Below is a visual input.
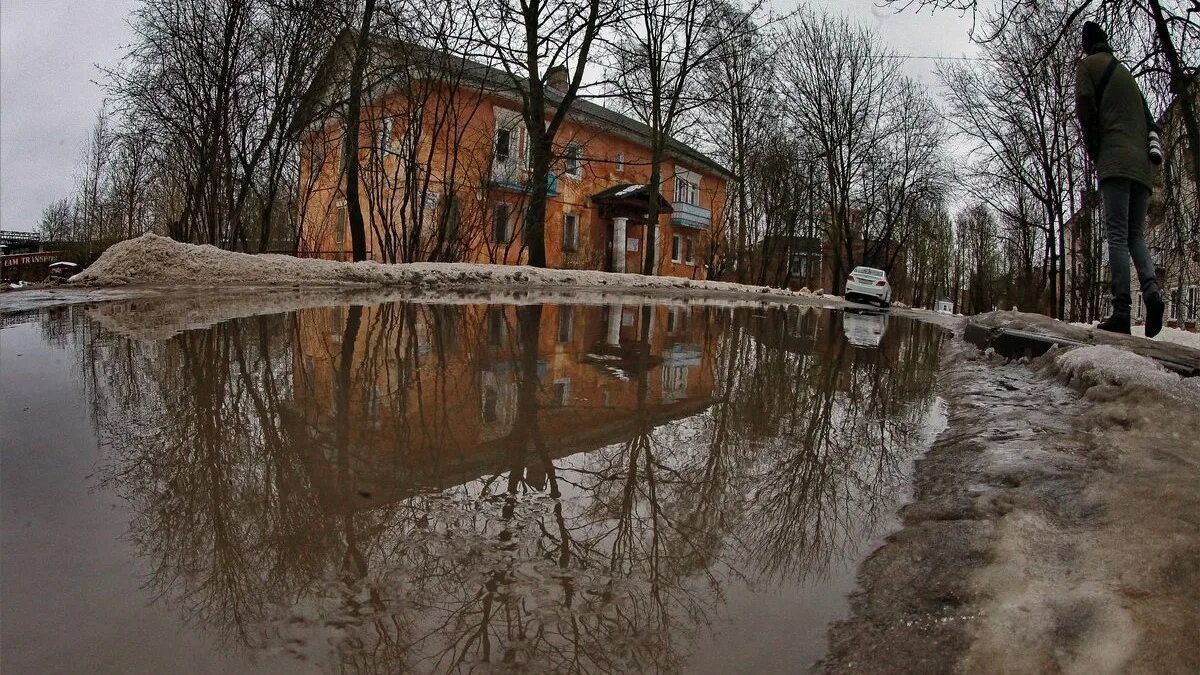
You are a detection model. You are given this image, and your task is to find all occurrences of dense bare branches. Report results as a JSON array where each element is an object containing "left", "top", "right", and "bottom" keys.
[
  {"left": 607, "top": 0, "right": 767, "bottom": 274},
  {"left": 447, "top": 0, "right": 619, "bottom": 266}
]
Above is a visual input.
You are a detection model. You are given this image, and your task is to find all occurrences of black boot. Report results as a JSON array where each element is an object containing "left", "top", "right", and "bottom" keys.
[
  {"left": 1145, "top": 292, "right": 1165, "bottom": 338},
  {"left": 1096, "top": 314, "right": 1131, "bottom": 335}
]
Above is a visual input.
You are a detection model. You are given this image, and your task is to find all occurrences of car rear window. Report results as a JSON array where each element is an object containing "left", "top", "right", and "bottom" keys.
[{"left": 852, "top": 267, "right": 884, "bottom": 277}]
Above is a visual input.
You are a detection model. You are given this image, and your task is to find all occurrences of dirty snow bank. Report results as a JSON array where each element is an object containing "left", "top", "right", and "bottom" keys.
[
  {"left": 71, "top": 233, "right": 818, "bottom": 299},
  {"left": 1072, "top": 321, "right": 1200, "bottom": 350},
  {"left": 1047, "top": 344, "right": 1200, "bottom": 403}
]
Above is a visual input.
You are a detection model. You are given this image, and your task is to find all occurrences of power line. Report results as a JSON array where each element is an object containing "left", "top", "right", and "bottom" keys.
[{"left": 879, "top": 53, "right": 991, "bottom": 61}]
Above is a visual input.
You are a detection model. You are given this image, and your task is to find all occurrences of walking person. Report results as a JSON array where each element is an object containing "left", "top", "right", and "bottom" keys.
[{"left": 1075, "top": 21, "right": 1165, "bottom": 337}]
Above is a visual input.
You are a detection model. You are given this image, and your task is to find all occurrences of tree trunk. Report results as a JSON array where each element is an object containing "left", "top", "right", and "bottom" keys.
[{"left": 343, "top": 0, "right": 376, "bottom": 263}]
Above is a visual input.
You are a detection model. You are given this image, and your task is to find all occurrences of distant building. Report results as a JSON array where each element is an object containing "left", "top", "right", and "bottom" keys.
[
  {"left": 746, "top": 210, "right": 908, "bottom": 297},
  {"left": 1140, "top": 89, "right": 1200, "bottom": 329},
  {"left": 295, "top": 36, "right": 729, "bottom": 280}
]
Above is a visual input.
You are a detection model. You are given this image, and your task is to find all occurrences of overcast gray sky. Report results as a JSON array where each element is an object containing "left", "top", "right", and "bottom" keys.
[{"left": 0, "top": 0, "right": 977, "bottom": 233}]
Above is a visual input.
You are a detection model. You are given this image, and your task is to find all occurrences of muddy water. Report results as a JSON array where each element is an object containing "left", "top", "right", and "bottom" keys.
[{"left": 1, "top": 299, "right": 946, "bottom": 673}]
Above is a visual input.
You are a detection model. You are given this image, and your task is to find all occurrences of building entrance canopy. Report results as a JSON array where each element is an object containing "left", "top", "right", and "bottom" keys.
[{"left": 590, "top": 184, "right": 674, "bottom": 221}]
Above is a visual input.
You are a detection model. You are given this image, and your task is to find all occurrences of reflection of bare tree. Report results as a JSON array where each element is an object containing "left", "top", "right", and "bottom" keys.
[{"left": 57, "top": 299, "right": 944, "bottom": 672}]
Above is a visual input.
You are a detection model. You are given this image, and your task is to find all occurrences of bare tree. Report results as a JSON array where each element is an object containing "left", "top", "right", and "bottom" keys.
[
  {"left": 880, "top": 0, "right": 1200, "bottom": 215},
  {"left": 939, "top": 7, "right": 1083, "bottom": 317},
  {"left": 104, "top": 0, "right": 339, "bottom": 249},
  {"left": 777, "top": 9, "right": 944, "bottom": 294},
  {"left": 453, "top": 0, "right": 616, "bottom": 267},
  {"left": 607, "top": 0, "right": 765, "bottom": 274}
]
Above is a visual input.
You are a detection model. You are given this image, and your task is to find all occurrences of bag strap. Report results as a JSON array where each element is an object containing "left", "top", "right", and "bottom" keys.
[{"left": 1095, "top": 55, "right": 1119, "bottom": 107}]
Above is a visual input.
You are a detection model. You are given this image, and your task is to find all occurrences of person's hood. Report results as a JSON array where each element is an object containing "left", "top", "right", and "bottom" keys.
[{"left": 1086, "top": 39, "right": 1114, "bottom": 56}]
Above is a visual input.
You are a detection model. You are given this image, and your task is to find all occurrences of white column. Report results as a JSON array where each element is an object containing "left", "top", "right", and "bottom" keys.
[
  {"left": 612, "top": 217, "right": 628, "bottom": 273},
  {"left": 607, "top": 303, "right": 623, "bottom": 345},
  {"left": 647, "top": 222, "right": 659, "bottom": 275}
]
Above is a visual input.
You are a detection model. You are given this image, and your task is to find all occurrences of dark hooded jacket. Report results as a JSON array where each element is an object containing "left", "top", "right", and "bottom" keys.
[{"left": 1075, "top": 41, "right": 1156, "bottom": 189}]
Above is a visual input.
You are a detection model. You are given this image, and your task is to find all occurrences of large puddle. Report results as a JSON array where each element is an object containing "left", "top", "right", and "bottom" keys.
[{"left": 1, "top": 298, "right": 947, "bottom": 673}]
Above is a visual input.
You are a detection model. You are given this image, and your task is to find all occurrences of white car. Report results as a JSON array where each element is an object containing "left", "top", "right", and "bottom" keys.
[
  {"left": 844, "top": 266, "right": 891, "bottom": 308},
  {"left": 842, "top": 309, "right": 887, "bottom": 347}
]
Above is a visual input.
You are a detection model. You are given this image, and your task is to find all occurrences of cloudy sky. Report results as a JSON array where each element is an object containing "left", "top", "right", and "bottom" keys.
[{"left": 0, "top": 0, "right": 977, "bottom": 233}]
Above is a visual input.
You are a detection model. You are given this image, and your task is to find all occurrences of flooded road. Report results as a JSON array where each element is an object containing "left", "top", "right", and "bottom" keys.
[{"left": 2, "top": 299, "right": 946, "bottom": 673}]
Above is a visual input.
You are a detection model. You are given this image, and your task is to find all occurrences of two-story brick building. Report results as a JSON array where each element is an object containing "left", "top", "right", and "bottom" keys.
[{"left": 296, "top": 37, "right": 729, "bottom": 280}]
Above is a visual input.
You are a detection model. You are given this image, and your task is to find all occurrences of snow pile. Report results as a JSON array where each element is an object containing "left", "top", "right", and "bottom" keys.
[
  {"left": 1050, "top": 344, "right": 1200, "bottom": 403},
  {"left": 1072, "top": 321, "right": 1200, "bottom": 350},
  {"left": 71, "top": 233, "right": 819, "bottom": 300}
]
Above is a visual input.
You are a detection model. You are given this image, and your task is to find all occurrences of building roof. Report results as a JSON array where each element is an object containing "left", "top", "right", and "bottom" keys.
[{"left": 296, "top": 31, "right": 732, "bottom": 179}]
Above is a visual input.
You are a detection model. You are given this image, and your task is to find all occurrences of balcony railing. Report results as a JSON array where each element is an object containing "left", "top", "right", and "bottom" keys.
[
  {"left": 671, "top": 202, "right": 711, "bottom": 229},
  {"left": 490, "top": 161, "right": 559, "bottom": 196}
]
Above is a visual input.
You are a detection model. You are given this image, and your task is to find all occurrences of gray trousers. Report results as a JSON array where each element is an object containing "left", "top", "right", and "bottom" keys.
[{"left": 1102, "top": 177, "right": 1157, "bottom": 316}]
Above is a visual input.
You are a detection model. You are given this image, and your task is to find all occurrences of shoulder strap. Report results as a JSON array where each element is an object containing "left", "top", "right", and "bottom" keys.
[{"left": 1095, "top": 55, "right": 1119, "bottom": 107}]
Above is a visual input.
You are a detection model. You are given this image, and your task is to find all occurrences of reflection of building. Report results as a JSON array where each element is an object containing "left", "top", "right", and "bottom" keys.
[
  {"left": 290, "top": 303, "right": 717, "bottom": 509},
  {"left": 296, "top": 37, "right": 728, "bottom": 279}
]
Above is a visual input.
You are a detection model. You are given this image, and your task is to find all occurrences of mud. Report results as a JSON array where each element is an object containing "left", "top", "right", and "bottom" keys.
[{"left": 821, "top": 323, "right": 1200, "bottom": 673}]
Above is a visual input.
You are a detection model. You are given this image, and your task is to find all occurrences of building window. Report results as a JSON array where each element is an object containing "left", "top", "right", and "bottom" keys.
[
  {"left": 674, "top": 172, "right": 699, "bottom": 206},
  {"left": 615, "top": 152, "right": 624, "bottom": 171},
  {"left": 553, "top": 379, "right": 571, "bottom": 407},
  {"left": 557, "top": 308, "right": 573, "bottom": 342},
  {"left": 482, "top": 386, "right": 499, "bottom": 423},
  {"left": 562, "top": 213, "right": 579, "bottom": 251},
  {"left": 565, "top": 144, "right": 582, "bottom": 178},
  {"left": 685, "top": 237, "right": 695, "bottom": 264},
  {"left": 488, "top": 308, "right": 506, "bottom": 346},
  {"left": 671, "top": 234, "right": 683, "bottom": 263},
  {"left": 667, "top": 306, "right": 689, "bottom": 334},
  {"left": 312, "top": 137, "right": 328, "bottom": 170},
  {"left": 493, "top": 203, "right": 511, "bottom": 242},
  {"left": 439, "top": 193, "right": 460, "bottom": 238},
  {"left": 496, "top": 128, "right": 512, "bottom": 163},
  {"left": 379, "top": 117, "right": 393, "bottom": 155},
  {"left": 335, "top": 204, "right": 346, "bottom": 245}
]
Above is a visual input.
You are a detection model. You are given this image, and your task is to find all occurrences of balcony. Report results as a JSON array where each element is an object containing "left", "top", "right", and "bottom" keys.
[
  {"left": 490, "top": 161, "right": 559, "bottom": 196},
  {"left": 670, "top": 202, "right": 711, "bottom": 230}
]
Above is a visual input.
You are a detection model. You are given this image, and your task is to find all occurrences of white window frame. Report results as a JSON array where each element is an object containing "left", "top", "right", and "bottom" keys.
[
  {"left": 685, "top": 237, "right": 695, "bottom": 264},
  {"left": 565, "top": 144, "right": 583, "bottom": 179},
  {"left": 671, "top": 234, "right": 683, "bottom": 263},
  {"left": 562, "top": 213, "right": 579, "bottom": 251},
  {"left": 674, "top": 169, "right": 700, "bottom": 206},
  {"left": 615, "top": 152, "right": 624, "bottom": 172},
  {"left": 495, "top": 127, "right": 512, "bottom": 164}
]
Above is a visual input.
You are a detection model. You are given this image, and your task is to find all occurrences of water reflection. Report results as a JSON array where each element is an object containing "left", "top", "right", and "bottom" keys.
[{"left": 60, "top": 301, "right": 944, "bottom": 671}]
